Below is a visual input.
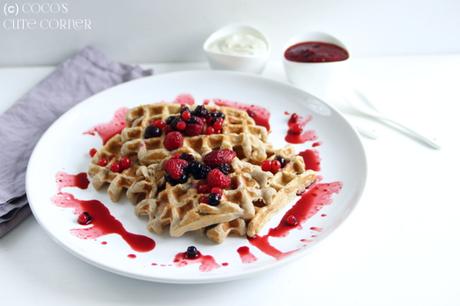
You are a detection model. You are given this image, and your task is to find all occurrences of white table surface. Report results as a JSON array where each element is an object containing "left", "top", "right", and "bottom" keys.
[{"left": 1, "top": 56, "right": 459, "bottom": 306}]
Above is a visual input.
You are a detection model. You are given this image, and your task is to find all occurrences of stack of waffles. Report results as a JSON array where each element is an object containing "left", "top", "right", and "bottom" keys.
[{"left": 88, "top": 101, "right": 316, "bottom": 243}]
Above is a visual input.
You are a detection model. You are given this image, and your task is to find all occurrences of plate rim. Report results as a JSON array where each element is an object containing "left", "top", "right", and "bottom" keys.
[{"left": 26, "top": 70, "right": 367, "bottom": 284}]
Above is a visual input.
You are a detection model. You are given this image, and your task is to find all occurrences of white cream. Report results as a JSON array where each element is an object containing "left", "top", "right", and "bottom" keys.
[{"left": 208, "top": 32, "right": 268, "bottom": 57}]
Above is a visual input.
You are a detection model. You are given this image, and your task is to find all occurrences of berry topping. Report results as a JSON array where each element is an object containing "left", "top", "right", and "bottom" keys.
[
  {"left": 144, "top": 125, "right": 162, "bottom": 138},
  {"left": 207, "top": 168, "right": 231, "bottom": 189},
  {"left": 77, "top": 212, "right": 93, "bottom": 225},
  {"left": 181, "top": 110, "right": 191, "bottom": 121},
  {"left": 187, "top": 161, "right": 211, "bottom": 180},
  {"left": 285, "top": 215, "right": 298, "bottom": 226},
  {"left": 196, "top": 181, "right": 210, "bottom": 193},
  {"left": 89, "top": 148, "right": 97, "bottom": 157},
  {"left": 192, "top": 105, "right": 209, "bottom": 117},
  {"left": 289, "top": 113, "right": 299, "bottom": 124},
  {"left": 184, "top": 122, "right": 204, "bottom": 136},
  {"left": 119, "top": 156, "right": 131, "bottom": 170},
  {"left": 270, "top": 160, "right": 282, "bottom": 173},
  {"left": 203, "top": 149, "right": 237, "bottom": 167},
  {"left": 176, "top": 120, "right": 186, "bottom": 131},
  {"left": 164, "top": 131, "right": 184, "bottom": 151},
  {"left": 165, "top": 173, "right": 188, "bottom": 185},
  {"left": 288, "top": 123, "right": 303, "bottom": 135},
  {"left": 152, "top": 119, "right": 166, "bottom": 129},
  {"left": 210, "top": 187, "right": 223, "bottom": 195},
  {"left": 205, "top": 126, "right": 215, "bottom": 135},
  {"left": 261, "top": 160, "right": 272, "bottom": 171},
  {"left": 165, "top": 116, "right": 176, "bottom": 124},
  {"left": 186, "top": 246, "right": 199, "bottom": 259},
  {"left": 111, "top": 162, "right": 122, "bottom": 173},
  {"left": 275, "top": 155, "right": 288, "bottom": 168},
  {"left": 208, "top": 192, "right": 222, "bottom": 206},
  {"left": 97, "top": 158, "right": 108, "bottom": 167},
  {"left": 217, "top": 163, "right": 232, "bottom": 175},
  {"left": 164, "top": 158, "right": 189, "bottom": 180},
  {"left": 179, "top": 153, "right": 195, "bottom": 162},
  {"left": 199, "top": 195, "right": 209, "bottom": 204},
  {"left": 212, "top": 118, "right": 224, "bottom": 130}
]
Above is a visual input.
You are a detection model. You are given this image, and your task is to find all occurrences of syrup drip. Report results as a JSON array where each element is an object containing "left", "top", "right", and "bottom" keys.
[
  {"left": 285, "top": 113, "right": 318, "bottom": 144},
  {"left": 298, "top": 149, "right": 321, "bottom": 171},
  {"left": 249, "top": 182, "right": 342, "bottom": 259},
  {"left": 56, "top": 171, "right": 89, "bottom": 191},
  {"left": 237, "top": 246, "right": 258, "bottom": 264},
  {"left": 84, "top": 107, "right": 128, "bottom": 144},
  {"left": 213, "top": 98, "right": 271, "bottom": 131},
  {"left": 173, "top": 251, "right": 220, "bottom": 272}
]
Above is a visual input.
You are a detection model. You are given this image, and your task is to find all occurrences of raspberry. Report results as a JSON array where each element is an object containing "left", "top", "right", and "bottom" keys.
[
  {"left": 164, "top": 131, "right": 183, "bottom": 151},
  {"left": 210, "top": 187, "right": 223, "bottom": 195},
  {"left": 270, "top": 160, "right": 281, "bottom": 173},
  {"left": 163, "top": 158, "right": 188, "bottom": 180},
  {"left": 205, "top": 126, "right": 215, "bottom": 135},
  {"left": 77, "top": 212, "right": 93, "bottom": 225},
  {"left": 185, "top": 122, "right": 204, "bottom": 136},
  {"left": 196, "top": 181, "right": 210, "bottom": 193},
  {"left": 119, "top": 156, "right": 131, "bottom": 170},
  {"left": 203, "top": 149, "right": 236, "bottom": 167},
  {"left": 181, "top": 111, "right": 191, "bottom": 121},
  {"left": 261, "top": 160, "right": 272, "bottom": 171},
  {"left": 152, "top": 119, "right": 166, "bottom": 129},
  {"left": 89, "top": 148, "right": 97, "bottom": 157},
  {"left": 213, "top": 118, "right": 224, "bottom": 130},
  {"left": 111, "top": 162, "right": 122, "bottom": 173},
  {"left": 176, "top": 120, "right": 186, "bottom": 130},
  {"left": 207, "top": 168, "right": 231, "bottom": 189},
  {"left": 98, "top": 158, "right": 108, "bottom": 167}
]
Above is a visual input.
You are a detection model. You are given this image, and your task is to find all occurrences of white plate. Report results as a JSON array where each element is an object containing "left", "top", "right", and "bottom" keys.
[{"left": 26, "top": 71, "right": 366, "bottom": 284}]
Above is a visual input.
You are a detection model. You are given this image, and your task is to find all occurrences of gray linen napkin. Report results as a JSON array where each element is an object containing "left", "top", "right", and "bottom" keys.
[{"left": 0, "top": 46, "right": 152, "bottom": 237}]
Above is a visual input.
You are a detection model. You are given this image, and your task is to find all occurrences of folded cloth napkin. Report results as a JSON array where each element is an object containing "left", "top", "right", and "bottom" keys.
[{"left": 0, "top": 46, "right": 152, "bottom": 237}]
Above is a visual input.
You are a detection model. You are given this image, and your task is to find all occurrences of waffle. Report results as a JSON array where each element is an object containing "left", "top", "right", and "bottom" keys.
[{"left": 88, "top": 101, "right": 316, "bottom": 243}]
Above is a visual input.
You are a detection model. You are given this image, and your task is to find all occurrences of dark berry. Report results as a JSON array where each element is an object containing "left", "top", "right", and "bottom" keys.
[
  {"left": 187, "top": 116, "right": 198, "bottom": 124},
  {"left": 275, "top": 155, "right": 288, "bottom": 167},
  {"left": 193, "top": 105, "right": 208, "bottom": 117},
  {"left": 144, "top": 125, "right": 162, "bottom": 138},
  {"left": 179, "top": 153, "right": 195, "bottom": 162},
  {"left": 186, "top": 246, "right": 199, "bottom": 259},
  {"left": 180, "top": 105, "right": 190, "bottom": 113},
  {"left": 217, "top": 163, "right": 232, "bottom": 175},
  {"left": 187, "top": 161, "right": 211, "bottom": 180},
  {"left": 285, "top": 215, "right": 298, "bottom": 226},
  {"left": 77, "top": 212, "right": 93, "bottom": 225},
  {"left": 208, "top": 192, "right": 222, "bottom": 206},
  {"left": 166, "top": 116, "right": 176, "bottom": 124},
  {"left": 165, "top": 173, "right": 188, "bottom": 185}
]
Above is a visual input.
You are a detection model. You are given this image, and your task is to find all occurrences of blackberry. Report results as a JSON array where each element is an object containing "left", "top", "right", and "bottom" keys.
[
  {"left": 180, "top": 105, "right": 190, "bottom": 113},
  {"left": 186, "top": 246, "right": 199, "bottom": 259},
  {"left": 192, "top": 105, "right": 209, "bottom": 117},
  {"left": 208, "top": 192, "right": 222, "bottom": 206},
  {"left": 169, "top": 117, "right": 181, "bottom": 129},
  {"left": 217, "top": 163, "right": 232, "bottom": 175},
  {"left": 165, "top": 173, "right": 188, "bottom": 185},
  {"left": 187, "top": 161, "right": 211, "bottom": 180},
  {"left": 179, "top": 153, "right": 195, "bottom": 162},
  {"left": 165, "top": 116, "right": 176, "bottom": 124},
  {"left": 275, "top": 155, "right": 288, "bottom": 168},
  {"left": 187, "top": 116, "right": 198, "bottom": 124},
  {"left": 144, "top": 126, "right": 162, "bottom": 138}
]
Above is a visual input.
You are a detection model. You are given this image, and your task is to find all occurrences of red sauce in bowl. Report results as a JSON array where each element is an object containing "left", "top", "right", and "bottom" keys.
[{"left": 284, "top": 41, "right": 349, "bottom": 63}]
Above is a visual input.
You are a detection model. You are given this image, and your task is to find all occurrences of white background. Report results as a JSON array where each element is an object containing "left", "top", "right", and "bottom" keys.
[{"left": 1, "top": 0, "right": 460, "bottom": 65}]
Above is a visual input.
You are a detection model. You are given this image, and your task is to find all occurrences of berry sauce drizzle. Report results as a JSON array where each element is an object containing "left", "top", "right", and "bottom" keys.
[
  {"left": 298, "top": 149, "right": 321, "bottom": 171},
  {"left": 249, "top": 182, "right": 342, "bottom": 259},
  {"left": 53, "top": 172, "right": 155, "bottom": 252},
  {"left": 84, "top": 107, "right": 128, "bottom": 144},
  {"left": 237, "top": 246, "right": 258, "bottom": 264},
  {"left": 173, "top": 251, "right": 220, "bottom": 272},
  {"left": 56, "top": 171, "right": 89, "bottom": 192},
  {"left": 212, "top": 98, "right": 271, "bottom": 131},
  {"left": 175, "top": 93, "right": 195, "bottom": 105},
  {"left": 285, "top": 113, "right": 318, "bottom": 144}
]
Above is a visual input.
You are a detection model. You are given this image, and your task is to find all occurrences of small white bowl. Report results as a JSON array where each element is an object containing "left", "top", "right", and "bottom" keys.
[
  {"left": 283, "top": 32, "right": 350, "bottom": 100},
  {"left": 203, "top": 24, "right": 270, "bottom": 74}
]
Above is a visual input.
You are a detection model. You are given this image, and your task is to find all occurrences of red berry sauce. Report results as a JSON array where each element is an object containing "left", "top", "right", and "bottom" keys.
[
  {"left": 284, "top": 41, "right": 349, "bottom": 63},
  {"left": 213, "top": 98, "right": 271, "bottom": 131},
  {"left": 127, "top": 254, "right": 137, "bottom": 259},
  {"left": 237, "top": 246, "right": 257, "bottom": 264},
  {"left": 285, "top": 113, "right": 318, "bottom": 144},
  {"left": 173, "top": 251, "right": 220, "bottom": 272},
  {"left": 84, "top": 107, "right": 129, "bottom": 144},
  {"left": 55, "top": 171, "right": 90, "bottom": 192},
  {"left": 249, "top": 182, "right": 342, "bottom": 259},
  {"left": 53, "top": 172, "right": 155, "bottom": 252},
  {"left": 298, "top": 149, "right": 321, "bottom": 171},
  {"left": 175, "top": 93, "right": 195, "bottom": 105}
]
